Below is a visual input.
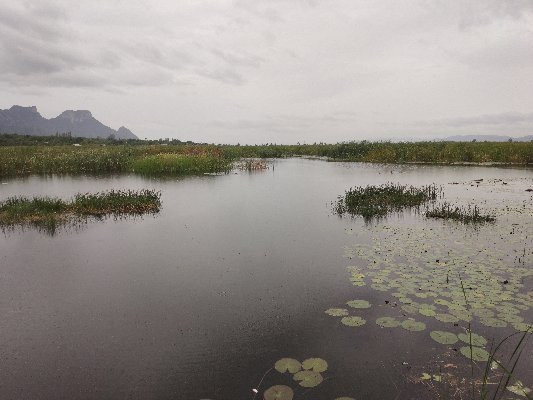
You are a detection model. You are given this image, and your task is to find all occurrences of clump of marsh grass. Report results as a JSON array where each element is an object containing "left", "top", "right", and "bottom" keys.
[
  {"left": 237, "top": 159, "right": 269, "bottom": 171},
  {"left": 426, "top": 202, "right": 495, "bottom": 223},
  {"left": 335, "top": 183, "right": 440, "bottom": 220},
  {"left": 0, "top": 189, "right": 161, "bottom": 231}
]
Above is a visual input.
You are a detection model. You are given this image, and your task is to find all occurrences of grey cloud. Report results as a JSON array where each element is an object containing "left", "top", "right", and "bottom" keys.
[
  {"left": 415, "top": 112, "right": 533, "bottom": 128},
  {"left": 210, "top": 112, "right": 358, "bottom": 133},
  {"left": 2, "top": 1, "right": 532, "bottom": 142},
  {"left": 457, "top": 0, "right": 533, "bottom": 29}
]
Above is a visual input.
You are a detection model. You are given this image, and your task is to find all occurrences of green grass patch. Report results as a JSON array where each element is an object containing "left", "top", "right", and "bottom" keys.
[
  {"left": 426, "top": 202, "right": 495, "bottom": 223},
  {"left": 335, "top": 183, "right": 439, "bottom": 219},
  {"left": 0, "top": 189, "right": 161, "bottom": 231},
  {"left": 130, "top": 153, "right": 232, "bottom": 175}
]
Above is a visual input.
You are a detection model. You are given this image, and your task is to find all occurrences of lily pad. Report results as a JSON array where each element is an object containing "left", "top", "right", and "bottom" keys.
[
  {"left": 325, "top": 308, "right": 349, "bottom": 317},
  {"left": 421, "top": 372, "right": 432, "bottom": 380},
  {"left": 460, "top": 346, "right": 490, "bottom": 362},
  {"left": 263, "top": 385, "right": 294, "bottom": 400},
  {"left": 301, "top": 358, "right": 328, "bottom": 373},
  {"left": 274, "top": 358, "right": 301, "bottom": 373},
  {"left": 376, "top": 316, "right": 400, "bottom": 328},
  {"left": 401, "top": 319, "right": 426, "bottom": 332},
  {"left": 512, "top": 322, "right": 532, "bottom": 332},
  {"left": 346, "top": 299, "right": 371, "bottom": 309},
  {"left": 293, "top": 370, "right": 323, "bottom": 388},
  {"left": 430, "top": 330, "right": 459, "bottom": 345},
  {"left": 434, "top": 313, "right": 459, "bottom": 323},
  {"left": 419, "top": 308, "right": 437, "bottom": 317},
  {"left": 507, "top": 381, "right": 531, "bottom": 397},
  {"left": 458, "top": 332, "right": 487, "bottom": 347},
  {"left": 401, "top": 305, "right": 418, "bottom": 314},
  {"left": 341, "top": 316, "right": 366, "bottom": 327},
  {"left": 479, "top": 317, "right": 507, "bottom": 328}
]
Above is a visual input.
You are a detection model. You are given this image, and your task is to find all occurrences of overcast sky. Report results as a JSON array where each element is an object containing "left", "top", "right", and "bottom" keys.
[{"left": 1, "top": 0, "right": 532, "bottom": 143}]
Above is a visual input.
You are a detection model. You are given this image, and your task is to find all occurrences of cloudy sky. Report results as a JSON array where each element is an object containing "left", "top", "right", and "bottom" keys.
[{"left": 1, "top": 0, "right": 532, "bottom": 143}]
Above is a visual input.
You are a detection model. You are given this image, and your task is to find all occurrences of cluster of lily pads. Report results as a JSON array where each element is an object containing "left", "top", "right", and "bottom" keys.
[
  {"left": 261, "top": 358, "right": 354, "bottom": 400},
  {"left": 342, "top": 222, "right": 533, "bottom": 339}
]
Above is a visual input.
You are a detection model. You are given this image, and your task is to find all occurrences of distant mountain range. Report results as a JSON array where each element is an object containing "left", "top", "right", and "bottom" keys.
[
  {"left": 443, "top": 134, "right": 533, "bottom": 142},
  {"left": 0, "top": 105, "right": 138, "bottom": 139}
]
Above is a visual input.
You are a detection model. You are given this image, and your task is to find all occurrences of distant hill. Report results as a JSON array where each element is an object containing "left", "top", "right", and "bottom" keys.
[
  {"left": 0, "top": 105, "right": 138, "bottom": 139},
  {"left": 443, "top": 134, "right": 533, "bottom": 142}
]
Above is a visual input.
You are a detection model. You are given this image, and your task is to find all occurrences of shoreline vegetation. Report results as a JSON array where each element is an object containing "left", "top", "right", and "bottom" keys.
[
  {"left": 0, "top": 189, "right": 161, "bottom": 231},
  {"left": 0, "top": 134, "right": 532, "bottom": 177}
]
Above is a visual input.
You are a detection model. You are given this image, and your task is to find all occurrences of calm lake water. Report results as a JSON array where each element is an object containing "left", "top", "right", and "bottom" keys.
[{"left": 1, "top": 159, "right": 532, "bottom": 400}]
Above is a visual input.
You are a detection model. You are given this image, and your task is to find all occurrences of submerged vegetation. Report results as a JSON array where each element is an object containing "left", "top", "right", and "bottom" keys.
[
  {"left": 1, "top": 137, "right": 532, "bottom": 177},
  {"left": 426, "top": 202, "right": 496, "bottom": 223},
  {"left": 0, "top": 189, "right": 161, "bottom": 231},
  {"left": 335, "top": 183, "right": 439, "bottom": 219}
]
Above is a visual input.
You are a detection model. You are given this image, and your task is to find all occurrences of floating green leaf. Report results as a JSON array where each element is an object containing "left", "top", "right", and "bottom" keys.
[
  {"left": 498, "top": 313, "right": 523, "bottom": 323},
  {"left": 325, "top": 308, "right": 349, "bottom": 317},
  {"left": 434, "top": 313, "right": 459, "bottom": 323},
  {"left": 274, "top": 358, "right": 301, "bottom": 374},
  {"left": 507, "top": 381, "right": 531, "bottom": 397},
  {"left": 420, "top": 372, "right": 432, "bottom": 380},
  {"left": 419, "top": 308, "right": 437, "bottom": 317},
  {"left": 460, "top": 346, "right": 490, "bottom": 362},
  {"left": 346, "top": 299, "right": 371, "bottom": 309},
  {"left": 512, "top": 322, "right": 532, "bottom": 332},
  {"left": 401, "top": 305, "right": 418, "bottom": 314},
  {"left": 341, "top": 316, "right": 366, "bottom": 327},
  {"left": 301, "top": 358, "right": 328, "bottom": 373},
  {"left": 293, "top": 370, "right": 323, "bottom": 388},
  {"left": 430, "top": 330, "right": 458, "bottom": 345},
  {"left": 401, "top": 319, "right": 426, "bottom": 332},
  {"left": 263, "top": 385, "right": 294, "bottom": 400},
  {"left": 376, "top": 316, "right": 400, "bottom": 328},
  {"left": 479, "top": 317, "right": 507, "bottom": 328},
  {"left": 458, "top": 332, "right": 487, "bottom": 347}
]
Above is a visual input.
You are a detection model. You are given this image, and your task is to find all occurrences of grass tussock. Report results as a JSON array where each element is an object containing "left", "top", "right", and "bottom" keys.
[
  {"left": 237, "top": 159, "right": 269, "bottom": 171},
  {"left": 335, "top": 183, "right": 439, "bottom": 219},
  {"left": 0, "top": 189, "right": 161, "bottom": 229},
  {"left": 426, "top": 202, "right": 495, "bottom": 223}
]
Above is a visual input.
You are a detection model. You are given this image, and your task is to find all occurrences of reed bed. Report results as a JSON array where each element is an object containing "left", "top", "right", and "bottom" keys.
[
  {"left": 335, "top": 183, "right": 439, "bottom": 219},
  {"left": 1, "top": 140, "right": 532, "bottom": 178},
  {"left": 426, "top": 202, "right": 495, "bottom": 223},
  {"left": 0, "top": 189, "right": 161, "bottom": 229}
]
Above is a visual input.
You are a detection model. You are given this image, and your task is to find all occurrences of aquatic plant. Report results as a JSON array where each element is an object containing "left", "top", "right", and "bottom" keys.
[
  {"left": 340, "top": 316, "right": 366, "bottom": 327},
  {"left": 335, "top": 183, "right": 439, "bottom": 220},
  {"left": 274, "top": 358, "right": 301, "bottom": 374},
  {"left": 0, "top": 144, "right": 232, "bottom": 177},
  {"left": 426, "top": 202, "right": 495, "bottom": 223},
  {"left": 2, "top": 140, "right": 532, "bottom": 178},
  {"left": 237, "top": 159, "right": 269, "bottom": 171},
  {"left": 430, "top": 330, "right": 459, "bottom": 345},
  {"left": 263, "top": 385, "right": 293, "bottom": 400},
  {"left": 0, "top": 189, "right": 161, "bottom": 231}
]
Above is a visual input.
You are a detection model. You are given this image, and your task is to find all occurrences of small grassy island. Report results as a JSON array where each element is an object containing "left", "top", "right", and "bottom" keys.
[
  {"left": 335, "top": 183, "right": 439, "bottom": 219},
  {"left": 0, "top": 189, "right": 161, "bottom": 231},
  {"left": 426, "top": 202, "right": 496, "bottom": 223}
]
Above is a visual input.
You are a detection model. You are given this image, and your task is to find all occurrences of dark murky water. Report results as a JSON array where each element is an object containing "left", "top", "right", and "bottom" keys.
[{"left": 1, "top": 159, "right": 532, "bottom": 399}]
